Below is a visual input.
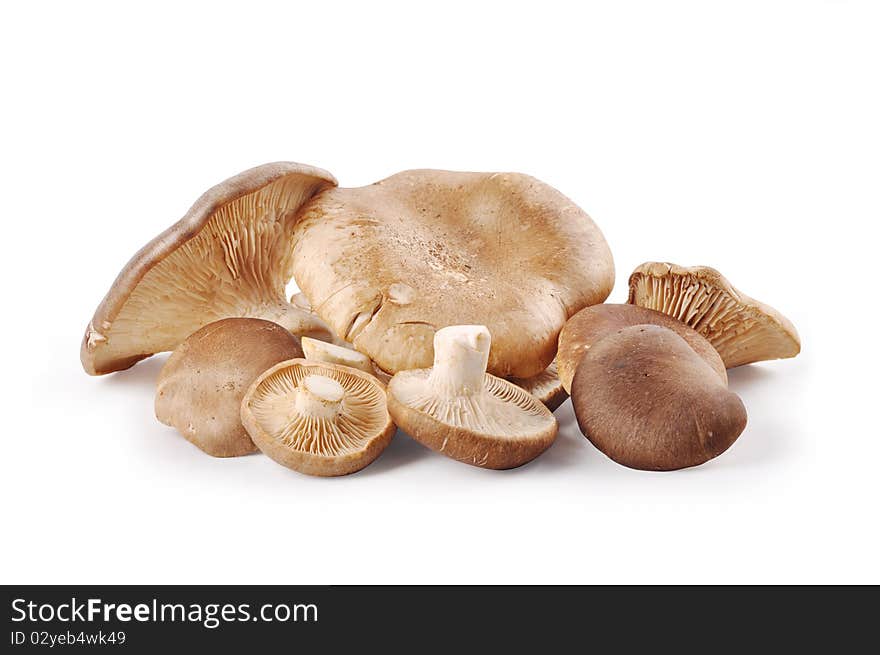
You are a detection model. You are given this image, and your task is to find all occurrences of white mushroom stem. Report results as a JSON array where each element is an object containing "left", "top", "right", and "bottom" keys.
[
  {"left": 295, "top": 375, "right": 345, "bottom": 420},
  {"left": 428, "top": 325, "right": 491, "bottom": 396}
]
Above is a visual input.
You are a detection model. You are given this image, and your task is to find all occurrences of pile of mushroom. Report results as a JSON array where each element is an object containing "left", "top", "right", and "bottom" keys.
[{"left": 82, "top": 161, "right": 800, "bottom": 475}]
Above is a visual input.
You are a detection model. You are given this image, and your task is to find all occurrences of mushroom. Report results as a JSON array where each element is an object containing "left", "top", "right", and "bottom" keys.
[
  {"left": 509, "top": 361, "right": 568, "bottom": 411},
  {"left": 556, "top": 304, "right": 727, "bottom": 393},
  {"left": 155, "top": 318, "right": 302, "bottom": 457},
  {"left": 571, "top": 325, "right": 748, "bottom": 471},
  {"left": 300, "top": 336, "right": 375, "bottom": 376},
  {"left": 291, "top": 169, "right": 614, "bottom": 378},
  {"left": 300, "top": 336, "right": 393, "bottom": 385},
  {"left": 81, "top": 162, "right": 337, "bottom": 375},
  {"left": 240, "top": 359, "right": 395, "bottom": 476},
  {"left": 627, "top": 262, "right": 801, "bottom": 368},
  {"left": 386, "top": 325, "right": 557, "bottom": 469}
]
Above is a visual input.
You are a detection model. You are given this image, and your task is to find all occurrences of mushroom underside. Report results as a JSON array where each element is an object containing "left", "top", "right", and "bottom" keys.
[
  {"left": 628, "top": 264, "right": 800, "bottom": 368},
  {"left": 83, "top": 166, "right": 336, "bottom": 375},
  {"left": 247, "top": 363, "right": 389, "bottom": 458}
]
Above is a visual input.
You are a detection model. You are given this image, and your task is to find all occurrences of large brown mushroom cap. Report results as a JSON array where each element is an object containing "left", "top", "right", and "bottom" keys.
[
  {"left": 292, "top": 169, "right": 614, "bottom": 378},
  {"left": 572, "top": 325, "right": 747, "bottom": 471},
  {"left": 556, "top": 304, "right": 727, "bottom": 393},
  {"left": 155, "top": 318, "right": 303, "bottom": 457},
  {"left": 81, "top": 162, "right": 337, "bottom": 375},
  {"left": 386, "top": 325, "right": 558, "bottom": 469},
  {"left": 241, "top": 359, "right": 395, "bottom": 477},
  {"left": 627, "top": 262, "right": 801, "bottom": 368}
]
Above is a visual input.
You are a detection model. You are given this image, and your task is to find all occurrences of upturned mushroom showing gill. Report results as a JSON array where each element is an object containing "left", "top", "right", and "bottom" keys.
[
  {"left": 84, "top": 169, "right": 335, "bottom": 374},
  {"left": 628, "top": 265, "right": 800, "bottom": 368},
  {"left": 392, "top": 325, "right": 550, "bottom": 437},
  {"left": 248, "top": 365, "right": 386, "bottom": 457},
  {"left": 631, "top": 273, "right": 750, "bottom": 341},
  {"left": 396, "top": 373, "right": 550, "bottom": 437}
]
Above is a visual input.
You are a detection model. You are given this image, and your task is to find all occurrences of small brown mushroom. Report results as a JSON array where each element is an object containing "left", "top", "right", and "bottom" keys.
[
  {"left": 386, "top": 325, "right": 557, "bottom": 469},
  {"left": 556, "top": 304, "right": 727, "bottom": 393},
  {"left": 81, "top": 162, "right": 337, "bottom": 376},
  {"left": 628, "top": 262, "right": 801, "bottom": 368},
  {"left": 509, "top": 361, "right": 568, "bottom": 411},
  {"left": 240, "top": 359, "right": 394, "bottom": 476},
  {"left": 292, "top": 169, "right": 614, "bottom": 378},
  {"left": 571, "top": 325, "right": 747, "bottom": 471},
  {"left": 155, "top": 318, "right": 302, "bottom": 457}
]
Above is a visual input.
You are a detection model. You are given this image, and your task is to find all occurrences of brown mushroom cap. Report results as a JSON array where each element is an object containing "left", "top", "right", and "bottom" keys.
[
  {"left": 292, "top": 169, "right": 614, "bottom": 378},
  {"left": 155, "top": 318, "right": 302, "bottom": 457},
  {"left": 556, "top": 304, "right": 727, "bottom": 393},
  {"left": 627, "top": 262, "right": 801, "bottom": 368},
  {"left": 240, "top": 359, "right": 394, "bottom": 476},
  {"left": 509, "top": 361, "right": 568, "bottom": 411},
  {"left": 386, "top": 325, "right": 557, "bottom": 469},
  {"left": 571, "top": 324, "right": 747, "bottom": 471},
  {"left": 81, "top": 162, "right": 337, "bottom": 375}
]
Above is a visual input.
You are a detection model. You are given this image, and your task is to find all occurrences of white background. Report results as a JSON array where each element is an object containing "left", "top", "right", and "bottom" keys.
[{"left": 1, "top": 1, "right": 877, "bottom": 584}]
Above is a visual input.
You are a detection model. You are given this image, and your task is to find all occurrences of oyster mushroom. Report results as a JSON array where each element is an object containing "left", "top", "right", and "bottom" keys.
[
  {"left": 81, "top": 162, "right": 337, "bottom": 375},
  {"left": 509, "top": 361, "right": 568, "bottom": 411},
  {"left": 155, "top": 318, "right": 302, "bottom": 457},
  {"left": 571, "top": 325, "right": 748, "bottom": 471},
  {"left": 240, "top": 359, "right": 395, "bottom": 476},
  {"left": 627, "top": 262, "right": 801, "bottom": 368},
  {"left": 386, "top": 325, "right": 557, "bottom": 470},
  {"left": 292, "top": 169, "right": 614, "bottom": 378},
  {"left": 556, "top": 304, "right": 727, "bottom": 393}
]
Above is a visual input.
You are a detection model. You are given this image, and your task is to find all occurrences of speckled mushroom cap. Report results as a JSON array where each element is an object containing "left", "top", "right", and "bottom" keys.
[
  {"left": 572, "top": 324, "right": 747, "bottom": 471},
  {"left": 292, "top": 169, "right": 614, "bottom": 378},
  {"left": 557, "top": 304, "right": 727, "bottom": 393},
  {"left": 241, "top": 359, "right": 395, "bottom": 476},
  {"left": 155, "top": 318, "right": 303, "bottom": 457},
  {"left": 509, "top": 361, "right": 568, "bottom": 411},
  {"left": 387, "top": 325, "right": 557, "bottom": 470},
  {"left": 81, "top": 162, "right": 337, "bottom": 375},
  {"left": 627, "top": 262, "right": 801, "bottom": 368}
]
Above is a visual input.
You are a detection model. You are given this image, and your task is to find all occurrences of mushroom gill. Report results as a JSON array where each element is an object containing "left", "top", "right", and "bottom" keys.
[
  {"left": 509, "top": 360, "right": 568, "bottom": 411},
  {"left": 386, "top": 325, "right": 557, "bottom": 470},
  {"left": 627, "top": 262, "right": 801, "bottom": 368},
  {"left": 391, "top": 369, "right": 552, "bottom": 437},
  {"left": 81, "top": 163, "right": 337, "bottom": 375},
  {"left": 241, "top": 359, "right": 394, "bottom": 476},
  {"left": 247, "top": 364, "right": 388, "bottom": 458}
]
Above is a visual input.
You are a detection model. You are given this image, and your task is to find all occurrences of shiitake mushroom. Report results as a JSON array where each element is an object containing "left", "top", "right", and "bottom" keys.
[{"left": 571, "top": 324, "right": 747, "bottom": 471}]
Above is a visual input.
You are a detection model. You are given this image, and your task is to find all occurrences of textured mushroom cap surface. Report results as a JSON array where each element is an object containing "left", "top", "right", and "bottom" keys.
[
  {"left": 387, "top": 371, "right": 557, "bottom": 470},
  {"left": 572, "top": 325, "right": 747, "bottom": 471},
  {"left": 557, "top": 304, "right": 727, "bottom": 393},
  {"left": 290, "top": 292, "right": 350, "bottom": 347},
  {"left": 509, "top": 361, "right": 568, "bottom": 411},
  {"left": 155, "top": 318, "right": 302, "bottom": 457},
  {"left": 628, "top": 262, "right": 801, "bottom": 368},
  {"left": 292, "top": 169, "right": 614, "bottom": 378},
  {"left": 81, "top": 162, "right": 337, "bottom": 375},
  {"left": 241, "top": 359, "right": 394, "bottom": 476}
]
